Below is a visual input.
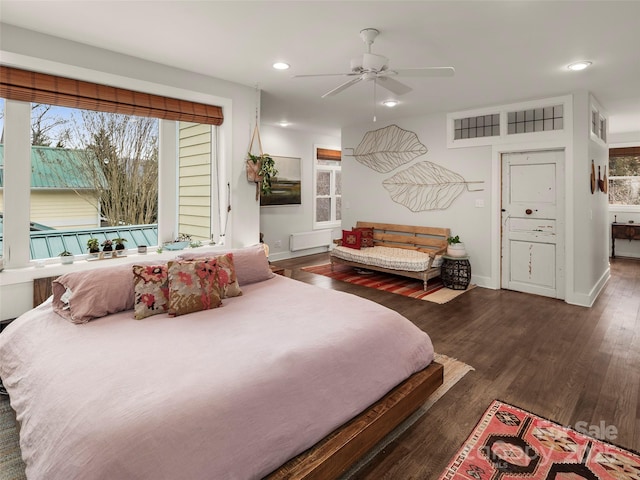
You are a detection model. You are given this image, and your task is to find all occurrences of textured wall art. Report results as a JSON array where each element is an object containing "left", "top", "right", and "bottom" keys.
[
  {"left": 383, "top": 161, "right": 484, "bottom": 211},
  {"left": 351, "top": 124, "right": 427, "bottom": 173}
]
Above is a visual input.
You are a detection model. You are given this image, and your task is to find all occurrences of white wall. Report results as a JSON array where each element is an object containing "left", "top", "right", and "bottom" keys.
[
  {"left": 342, "top": 115, "right": 494, "bottom": 287},
  {"left": 0, "top": 24, "right": 260, "bottom": 319},
  {"left": 259, "top": 125, "right": 340, "bottom": 261}
]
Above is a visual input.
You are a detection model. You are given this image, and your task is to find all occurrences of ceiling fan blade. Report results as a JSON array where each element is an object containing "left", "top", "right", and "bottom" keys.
[
  {"left": 392, "top": 67, "right": 455, "bottom": 77},
  {"left": 321, "top": 77, "right": 362, "bottom": 98},
  {"left": 292, "top": 72, "right": 358, "bottom": 78},
  {"left": 377, "top": 76, "right": 412, "bottom": 96}
]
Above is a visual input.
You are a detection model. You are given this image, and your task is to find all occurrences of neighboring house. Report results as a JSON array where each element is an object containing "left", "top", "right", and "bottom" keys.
[{"left": 0, "top": 145, "right": 101, "bottom": 230}]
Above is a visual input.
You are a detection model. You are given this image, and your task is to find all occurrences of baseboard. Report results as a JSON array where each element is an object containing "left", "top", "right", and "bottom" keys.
[
  {"left": 268, "top": 247, "right": 331, "bottom": 262},
  {"left": 565, "top": 266, "right": 611, "bottom": 307},
  {"left": 470, "top": 274, "right": 494, "bottom": 289}
]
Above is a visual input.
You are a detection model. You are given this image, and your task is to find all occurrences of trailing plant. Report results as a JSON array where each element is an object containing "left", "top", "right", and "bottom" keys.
[{"left": 248, "top": 152, "right": 278, "bottom": 196}]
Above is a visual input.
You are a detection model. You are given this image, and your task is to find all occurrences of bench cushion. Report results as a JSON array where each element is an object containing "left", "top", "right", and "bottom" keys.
[{"left": 332, "top": 246, "right": 441, "bottom": 272}]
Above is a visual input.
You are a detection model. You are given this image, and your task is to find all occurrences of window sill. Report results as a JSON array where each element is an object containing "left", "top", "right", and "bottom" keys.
[{"left": 0, "top": 246, "right": 225, "bottom": 287}]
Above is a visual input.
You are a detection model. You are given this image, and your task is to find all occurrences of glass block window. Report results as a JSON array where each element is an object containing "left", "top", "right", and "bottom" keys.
[
  {"left": 454, "top": 114, "right": 500, "bottom": 140},
  {"left": 507, "top": 105, "right": 563, "bottom": 134}
]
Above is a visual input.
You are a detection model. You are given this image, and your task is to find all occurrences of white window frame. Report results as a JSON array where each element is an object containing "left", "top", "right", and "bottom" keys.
[
  {"left": 313, "top": 144, "right": 341, "bottom": 230},
  {"left": 608, "top": 143, "right": 640, "bottom": 212}
]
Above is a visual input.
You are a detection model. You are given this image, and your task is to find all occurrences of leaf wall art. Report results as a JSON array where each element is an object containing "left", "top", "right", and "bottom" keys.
[
  {"left": 383, "top": 161, "right": 484, "bottom": 211},
  {"left": 351, "top": 124, "right": 427, "bottom": 173}
]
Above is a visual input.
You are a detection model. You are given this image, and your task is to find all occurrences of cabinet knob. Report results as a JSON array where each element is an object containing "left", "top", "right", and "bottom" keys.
[{"left": 525, "top": 209, "right": 533, "bottom": 215}]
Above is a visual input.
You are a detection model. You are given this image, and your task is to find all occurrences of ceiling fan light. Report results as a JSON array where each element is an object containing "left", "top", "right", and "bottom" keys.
[
  {"left": 383, "top": 100, "right": 398, "bottom": 107},
  {"left": 273, "top": 62, "right": 290, "bottom": 70},
  {"left": 567, "top": 61, "right": 592, "bottom": 71}
]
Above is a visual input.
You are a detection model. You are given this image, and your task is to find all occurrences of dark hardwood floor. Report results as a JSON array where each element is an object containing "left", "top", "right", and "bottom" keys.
[{"left": 271, "top": 254, "right": 640, "bottom": 479}]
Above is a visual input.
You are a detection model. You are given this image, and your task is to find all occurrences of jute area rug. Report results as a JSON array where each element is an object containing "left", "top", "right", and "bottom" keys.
[
  {"left": 0, "top": 354, "right": 472, "bottom": 480},
  {"left": 438, "top": 399, "right": 640, "bottom": 480},
  {"left": 301, "top": 263, "right": 475, "bottom": 304}
]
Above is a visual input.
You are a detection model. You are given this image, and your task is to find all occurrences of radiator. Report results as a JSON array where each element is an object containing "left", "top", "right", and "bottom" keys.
[{"left": 290, "top": 229, "right": 333, "bottom": 252}]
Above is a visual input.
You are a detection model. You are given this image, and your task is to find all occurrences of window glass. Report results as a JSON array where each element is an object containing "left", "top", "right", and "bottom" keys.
[
  {"left": 178, "top": 121, "right": 215, "bottom": 243},
  {"left": 609, "top": 148, "right": 640, "bottom": 206},
  {"left": 27, "top": 104, "right": 159, "bottom": 258},
  {"left": 313, "top": 147, "right": 341, "bottom": 228}
]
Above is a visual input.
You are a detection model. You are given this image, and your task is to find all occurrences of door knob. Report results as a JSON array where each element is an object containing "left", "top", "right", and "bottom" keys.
[{"left": 525, "top": 209, "right": 533, "bottom": 215}]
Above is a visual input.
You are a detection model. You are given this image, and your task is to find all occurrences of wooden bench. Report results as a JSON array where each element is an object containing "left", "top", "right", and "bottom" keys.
[{"left": 330, "top": 221, "right": 450, "bottom": 291}]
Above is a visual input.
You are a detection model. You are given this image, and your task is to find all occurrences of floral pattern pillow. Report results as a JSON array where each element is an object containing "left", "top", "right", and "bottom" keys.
[
  {"left": 214, "top": 253, "right": 243, "bottom": 299},
  {"left": 167, "top": 259, "right": 223, "bottom": 317},
  {"left": 133, "top": 264, "right": 169, "bottom": 320}
]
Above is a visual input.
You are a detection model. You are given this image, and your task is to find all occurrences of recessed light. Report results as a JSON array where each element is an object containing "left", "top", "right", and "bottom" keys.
[
  {"left": 567, "top": 61, "right": 592, "bottom": 71},
  {"left": 273, "top": 62, "right": 290, "bottom": 70},
  {"left": 278, "top": 121, "right": 290, "bottom": 127},
  {"left": 383, "top": 100, "right": 398, "bottom": 107}
]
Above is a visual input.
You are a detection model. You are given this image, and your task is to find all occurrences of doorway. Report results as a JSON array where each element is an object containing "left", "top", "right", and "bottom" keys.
[{"left": 501, "top": 149, "right": 565, "bottom": 299}]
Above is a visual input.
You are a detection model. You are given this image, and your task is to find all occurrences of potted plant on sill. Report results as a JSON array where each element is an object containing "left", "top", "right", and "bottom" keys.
[
  {"left": 59, "top": 251, "right": 74, "bottom": 265},
  {"left": 87, "top": 238, "right": 100, "bottom": 258},
  {"left": 446, "top": 235, "right": 467, "bottom": 257},
  {"left": 113, "top": 238, "right": 128, "bottom": 256},
  {"left": 101, "top": 239, "right": 114, "bottom": 258}
]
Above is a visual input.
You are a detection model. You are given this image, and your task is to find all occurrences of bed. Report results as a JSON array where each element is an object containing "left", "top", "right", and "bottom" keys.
[{"left": 0, "top": 245, "right": 442, "bottom": 479}]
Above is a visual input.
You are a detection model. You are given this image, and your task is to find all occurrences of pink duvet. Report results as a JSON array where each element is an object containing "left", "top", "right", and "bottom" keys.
[{"left": 0, "top": 274, "right": 434, "bottom": 479}]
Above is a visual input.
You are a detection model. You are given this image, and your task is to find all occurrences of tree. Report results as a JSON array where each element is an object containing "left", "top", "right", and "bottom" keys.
[
  {"left": 57, "top": 110, "right": 159, "bottom": 226},
  {"left": 31, "top": 104, "right": 68, "bottom": 147}
]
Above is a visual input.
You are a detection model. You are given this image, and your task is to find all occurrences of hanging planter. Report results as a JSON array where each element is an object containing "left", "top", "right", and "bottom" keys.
[{"left": 246, "top": 123, "right": 278, "bottom": 200}]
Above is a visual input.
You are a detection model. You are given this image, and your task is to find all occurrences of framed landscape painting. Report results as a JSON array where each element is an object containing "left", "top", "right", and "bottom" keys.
[{"left": 260, "top": 156, "right": 302, "bottom": 206}]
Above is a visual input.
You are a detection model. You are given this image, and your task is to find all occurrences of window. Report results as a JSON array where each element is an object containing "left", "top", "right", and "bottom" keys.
[
  {"left": 454, "top": 114, "right": 500, "bottom": 140},
  {"left": 609, "top": 147, "right": 640, "bottom": 207},
  {"left": 313, "top": 146, "right": 341, "bottom": 228},
  {"left": 507, "top": 105, "right": 563, "bottom": 134},
  {"left": 0, "top": 67, "right": 224, "bottom": 266}
]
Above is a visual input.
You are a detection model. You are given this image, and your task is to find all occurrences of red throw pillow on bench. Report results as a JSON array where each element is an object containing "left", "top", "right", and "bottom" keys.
[
  {"left": 342, "top": 229, "right": 362, "bottom": 250},
  {"left": 354, "top": 227, "right": 374, "bottom": 247}
]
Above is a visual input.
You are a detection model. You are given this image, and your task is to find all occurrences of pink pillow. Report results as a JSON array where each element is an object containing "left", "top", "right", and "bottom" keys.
[
  {"left": 177, "top": 244, "right": 273, "bottom": 286},
  {"left": 133, "top": 264, "right": 169, "bottom": 320},
  {"left": 52, "top": 263, "right": 152, "bottom": 324}
]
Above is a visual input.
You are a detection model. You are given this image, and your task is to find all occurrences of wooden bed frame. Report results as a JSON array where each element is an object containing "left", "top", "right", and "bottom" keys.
[
  {"left": 267, "top": 361, "right": 444, "bottom": 479},
  {"left": 32, "top": 276, "right": 444, "bottom": 479}
]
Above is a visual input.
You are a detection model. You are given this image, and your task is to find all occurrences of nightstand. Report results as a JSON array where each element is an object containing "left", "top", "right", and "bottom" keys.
[{"left": 441, "top": 256, "right": 471, "bottom": 290}]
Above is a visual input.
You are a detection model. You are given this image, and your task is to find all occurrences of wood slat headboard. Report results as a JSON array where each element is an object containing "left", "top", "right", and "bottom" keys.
[
  {"left": 355, "top": 221, "right": 450, "bottom": 255},
  {"left": 33, "top": 276, "right": 57, "bottom": 308}
]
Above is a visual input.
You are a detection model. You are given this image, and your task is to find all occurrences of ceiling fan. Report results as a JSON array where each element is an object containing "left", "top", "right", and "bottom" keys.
[{"left": 292, "top": 28, "right": 455, "bottom": 99}]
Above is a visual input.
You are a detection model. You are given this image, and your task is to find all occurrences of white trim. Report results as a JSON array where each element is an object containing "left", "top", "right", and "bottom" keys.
[
  {"left": 566, "top": 266, "right": 610, "bottom": 308},
  {"left": 312, "top": 143, "right": 342, "bottom": 230},
  {"left": 492, "top": 138, "right": 574, "bottom": 301}
]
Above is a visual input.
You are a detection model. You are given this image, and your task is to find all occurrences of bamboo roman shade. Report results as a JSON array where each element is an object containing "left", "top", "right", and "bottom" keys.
[
  {"left": 0, "top": 66, "right": 224, "bottom": 126},
  {"left": 316, "top": 148, "right": 341, "bottom": 161}
]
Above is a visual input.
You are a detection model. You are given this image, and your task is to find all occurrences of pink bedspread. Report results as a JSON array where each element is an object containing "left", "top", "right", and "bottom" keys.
[{"left": 0, "top": 274, "right": 434, "bottom": 480}]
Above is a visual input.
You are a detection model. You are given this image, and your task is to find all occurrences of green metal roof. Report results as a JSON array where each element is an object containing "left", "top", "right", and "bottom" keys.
[
  {"left": 0, "top": 145, "right": 103, "bottom": 189},
  {"left": 0, "top": 223, "right": 158, "bottom": 259}
]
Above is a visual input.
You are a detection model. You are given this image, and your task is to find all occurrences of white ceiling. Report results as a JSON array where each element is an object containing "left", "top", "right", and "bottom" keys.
[{"left": 1, "top": 1, "right": 639, "bottom": 138}]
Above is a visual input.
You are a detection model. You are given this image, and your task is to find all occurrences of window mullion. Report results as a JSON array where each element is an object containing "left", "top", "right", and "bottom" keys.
[{"left": 3, "top": 99, "right": 32, "bottom": 268}]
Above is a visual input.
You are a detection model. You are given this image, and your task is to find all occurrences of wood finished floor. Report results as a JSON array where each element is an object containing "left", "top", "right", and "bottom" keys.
[{"left": 272, "top": 254, "right": 640, "bottom": 479}]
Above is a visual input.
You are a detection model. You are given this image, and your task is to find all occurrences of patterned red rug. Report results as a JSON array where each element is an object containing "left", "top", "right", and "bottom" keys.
[
  {"left": 301, "top": 263, "right": 473, "bottom": 304},
  {"left": 439, "top": 400, "right": 640, "bottom": 480}
]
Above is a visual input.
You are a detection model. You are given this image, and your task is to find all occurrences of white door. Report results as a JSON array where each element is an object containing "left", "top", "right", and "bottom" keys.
[{"left": 501, "top": 150, "right": 564, "bottom": 299}]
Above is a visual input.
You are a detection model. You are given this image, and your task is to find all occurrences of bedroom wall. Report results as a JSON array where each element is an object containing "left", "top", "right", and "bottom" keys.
[
  {"left": 259, "top": 125, "right": 341, "bottom": 261},
  {"left": 341, "top": 115, "right": 494, "bottom": 287},
  {"left": 0, "top": 24, "right": 260, "bottom": 320}
]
